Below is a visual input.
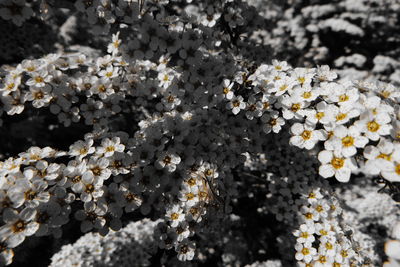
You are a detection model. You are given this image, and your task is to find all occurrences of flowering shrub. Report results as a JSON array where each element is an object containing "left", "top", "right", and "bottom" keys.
[{"left": 0, "top": 0, "right": 399, "bottom": 266}]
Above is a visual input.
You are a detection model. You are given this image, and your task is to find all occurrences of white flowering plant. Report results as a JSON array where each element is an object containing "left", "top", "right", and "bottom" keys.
[{"left": 0, "top": 0, "right": 399, "bottom": 266}]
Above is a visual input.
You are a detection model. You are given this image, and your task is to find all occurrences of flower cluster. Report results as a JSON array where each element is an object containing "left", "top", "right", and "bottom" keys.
[
  {"left": 50, "top": 218, "right": 158, "bottom": 267},
  {"left": 0, "top": 0, "right": 399, "bottom": 265}
]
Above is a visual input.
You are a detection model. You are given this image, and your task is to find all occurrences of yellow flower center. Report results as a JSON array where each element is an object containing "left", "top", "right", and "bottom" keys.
[
  {"left": 301, "top": 130, "right": 312, "bottom": 140},
  {"left": 341, "top": 136, "right": 354, "bottom": 147},
  {"left": 34, "top": 91, "right": 44, "bottom": 99},
  {"left": 106, "top": 146, "right": 115, "bottom": 152},
  {"left": 300, "top": 232, "right": 309, "bottom": 238},
  {"left": 279, "top": 84, "right": 288, "bottom": 91},
  {"left": 316, "top": 205, "right": 324, "bottom": 212},
  {"left": 85, "top": 184, "right": 95, "bottom": 193},
  {"left": 223, "top": 87, "right": 230, "bottom": 94},
  {"left": 319, "top": 256, "right": 327, "bottom": 263},
  {"left": 199, "top": 191, "right": 208, "bottom": 199},
  {"left": 163, "top": 156, "right": 172, "bottom": 165},
  {"left": 339, "top": 94, "right": 349, "bottom": 102},
  {"left": 189, "top": 207, "right": 198, "bottom": 215},
  {"left": 291, "top": 103, "right": 301, "bottom": 112},
  {"left": 380, "top": 91, "right": 391, "bottom": 98},
  {"left": 305, "top": 213, "right": 313, "bottom": 219},
  {"left": 367, "top": 121, "right": 380, "bottom": 132},
  {"left": 302, "top": 91, "right": 312, "bottom": 99},
  {"left": 395, "top": 164, "right": 400, "bottom": 175},
  {"left": 91, "top": 166, "right": 102, "bottom": 176},
  {"left": 377, "top": 153, "right": 392, "bottom": 161},
  {"left": 72, "top": 175, "right": 81, "bottom": 183},
  {"left": 232, "top": 100, "right": 240, "bottom": 107},
  {"left": 12, "top": 220, "right": 26, "bottom": 233},
  {"left": 325, "top": 242, "right": 333, "bottom": 250},
  {"left": 336, "top": 113, "right": 347, "bottom": 121},
  {"left": 186, "top": 192, "right": 195, "bottom": 200},
  {"left": 187, "top": 178, "right": 197, "bottom": 186},
  {"left": 98, "top": 85, "right": 107, "bottom": 92},
  {"left": 301, "top": 247, "right": 310, "bottom": 255},
  {"left": 171, "top": 212, "right": 179, "bottom": 220},
  {"left": 316, "top": 112, "right": 325, "bottom": 120},
  {"left": 298, "top": 77, "right": 305, "bottom": 84},
  {"left": 341, "top": 250, "right": 348, "bottom": 258},
  {"left": 320, "top": 229, "right": 328, "bottom": 235},
  {"left": 167, "top": 95, "right": 175, "bottom": 103},
  {"left": 35, "top": 76, "right": 44, "bottom": 83},
  {"left": 331, "top": 157, "right": 345, "bottom": 169},
  {"left": 6, "top": 83, "right": 15, "bottom": 90}
]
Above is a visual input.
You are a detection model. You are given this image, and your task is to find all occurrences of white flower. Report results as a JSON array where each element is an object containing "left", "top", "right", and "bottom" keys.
[
  {"left": 219, "top": 79, "right": 234, "bottom": 100},
  {"left": 334, "top": 242, "right": 355, "bottom": 264},
  {"left": 176, "top": 240, "right": 195, "bottom": 261},
  {"left": 272, "top": 59, "right": 290, "bottom": 72},
  {"left": 381, "top": 154, "right": 400, "bottom": 182},
  {"left": 363, "top": 138, "right": 397, "bottom": 175},
  {"left": 292, "top": 67, "right": 315, "bottom": 87},
  {"left": 270, "top": 75, "right": 296, "bottom": 96},
  {"left": 69, "top": 139, "right": 95, "bottom": 160},
  {"left": 324, "top": 125, "right": 369, "bottom": 157},
  {"left": 261, "top": 111, "right": 285, "bottom": 134},
  {"left": 280, "top": 94, "right": 308, "bottom": 120},
  {"left": 178, "top": 186, "right": 199, "bottom": 208},
  {"left": 326, "top": 104, "right": 360, "bottom": 125},
  {"left": 354, "top": 111, "right": 392, "bottom": 141},
  {"left": 96, "top": 137, "right": 125, "bottom": 157},
  {"left": 107, "top": 31, "right": 121, "bottom": 55},
  {"left": 294, "top": 224, "right": 315, "bottom": 244},
  {"left": 305, "top": 101, "right": 333, "bottom": 125},
  {"left": 26, "top": 70, "right": 52, "bottom": 88},
  {"left": 26, "top": 85, "right": 53, "bottom": 108},
  {"left": 166, "top": 204, "right": 184, "bottom": 227},
  {"left": 8, "top": 179, "right": 50, "bottom": 208},
  {"left": 316, "top": 65, "right": 337, "bottom": 82},
  {"left": 327, "top": 82, "right": 359, "bottom": 108},
  {"left": 295, "top": 243, "right": 317, "bottom": 263},
  {"left": 318, "top": 150, "right": 357, "bottom": 182},
  {"left": 226, "top": 95, "right": 246, "bottom": 115},
  {"left": 245, "top": 96, "right": 263, "bottom": 120},
  {"left": 87, "top": 157, "right": 111, "bottom": 182},
  {"left": 0, "top": 208, "right": 38, "bottom": 248},
  {"left": 289, "top": 123, "right": 325, "bottom": 150},
  {"left": 314, "top": 222, "right": 335, "bottom": 244},
  {"left": 155, "top": 152, "right": 181, "bottom": 172},
  {"left": 98, "top": 65, "right": 119, "bottom": 79}
]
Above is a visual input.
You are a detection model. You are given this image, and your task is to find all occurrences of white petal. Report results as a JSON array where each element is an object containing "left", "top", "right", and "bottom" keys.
[
  {"left": 335, "top": 168, "right": 351, "bottom": 182},
  {"left": 385, "top": 240, "right": 400, "bottom": 260},
  {"left": 319, "top": 164, "right": 335, "bottom": 178},
  {"left": 291, "top": 123, "right": 304, "bottom": 135},
  {"left": 290, "top": 136, "right": 304, "bottom": 148},
  {"left": 318, "top": 150, "right": 332, "bottom": 164}
]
